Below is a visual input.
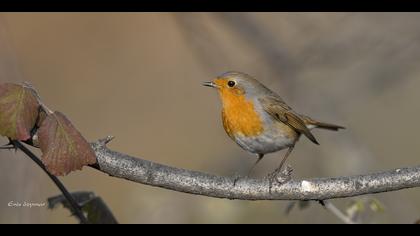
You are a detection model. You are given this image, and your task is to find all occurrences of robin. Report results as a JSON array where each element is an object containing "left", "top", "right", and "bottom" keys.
[{"left": 203, "top": 71, "right": 344, "bottom": 184}]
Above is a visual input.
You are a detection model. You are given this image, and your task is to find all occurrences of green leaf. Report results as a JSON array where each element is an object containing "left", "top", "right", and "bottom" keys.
[
  {"left": 346, "top": 199, "right": 365, "bottom": 219},
  {"left": 38, "top": 111, "right": 97, "bottom": 176},
  {"left": 0, "top": 83, "right": 39, "bottom": 140},
  {"left": 82, "top": 196, "right": 118, "bottom": 224},
  {"left": 368, "top": 198, "right": 385, "bottom": 213}
]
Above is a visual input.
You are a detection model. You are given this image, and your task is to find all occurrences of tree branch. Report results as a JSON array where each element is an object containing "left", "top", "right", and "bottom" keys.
[{"left": 91, "top": 137, "right": 420, "bottom": 201}]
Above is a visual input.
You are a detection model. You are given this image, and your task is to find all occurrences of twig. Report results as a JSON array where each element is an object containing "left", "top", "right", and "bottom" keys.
[
  {"left": 90, "top": 137, "right": 420, "bottom": 201},
  {"left": 11, "top": 140, "right": 88, "bottom": 224},
  {"left": 322, "top": 201, "right": 356, "bottom": 224}
]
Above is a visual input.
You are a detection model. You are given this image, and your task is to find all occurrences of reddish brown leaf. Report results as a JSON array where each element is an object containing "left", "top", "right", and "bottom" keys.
[
  {"left": 36, "top": 108, "right": 48, "bottom": 128},
  {"left": 0, "top": 83, "right": 39, "bottom": 140},
  {"left": 38, "top": 111, "right": 97, "bottom": 176}
]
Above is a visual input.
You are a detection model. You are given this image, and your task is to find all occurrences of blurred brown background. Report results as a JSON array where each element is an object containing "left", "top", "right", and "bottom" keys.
[{"left": 0, "top": 13, "right": 419, "bottom": 223}]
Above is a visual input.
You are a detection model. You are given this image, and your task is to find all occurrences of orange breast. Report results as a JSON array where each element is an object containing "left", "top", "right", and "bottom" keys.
[{"left": 220, "top": 90, "right": 264, "bottom": 138}]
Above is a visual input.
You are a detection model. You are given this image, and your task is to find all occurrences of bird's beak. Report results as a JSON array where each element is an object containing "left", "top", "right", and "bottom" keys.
[{"left": 202, "top": 81, "right": 218, "bottom": 88}]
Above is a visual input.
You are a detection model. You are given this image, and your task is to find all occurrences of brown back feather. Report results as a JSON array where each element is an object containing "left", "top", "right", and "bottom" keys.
[{"left": 259, "top": 96, "right": 319, "bottom": 145}]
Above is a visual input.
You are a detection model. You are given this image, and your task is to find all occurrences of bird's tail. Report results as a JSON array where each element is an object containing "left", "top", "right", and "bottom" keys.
[
  {"left": 302, "top": 115, "right": 345, "bottom": 131},
  {"left": 312, "top": 121, "right": 345, "bottom": 131}
]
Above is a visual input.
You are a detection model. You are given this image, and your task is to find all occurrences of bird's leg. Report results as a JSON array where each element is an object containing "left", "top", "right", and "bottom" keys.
[
  {"left": 247, "top": 153, "right": 264, "bottom": 176},
  {"left": 274, "top": 145, "right": 294, "bottom": 175},
  {"left": 233, "top": 153, "right": 264, "bottom": 186},
  {"left": 268, "top": 144, "right": 295, "bottom": 192}
]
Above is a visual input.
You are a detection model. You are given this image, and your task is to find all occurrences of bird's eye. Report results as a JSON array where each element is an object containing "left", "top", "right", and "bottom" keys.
[{"left": 227, "top": 81, "right": 236, "bottom": 87}]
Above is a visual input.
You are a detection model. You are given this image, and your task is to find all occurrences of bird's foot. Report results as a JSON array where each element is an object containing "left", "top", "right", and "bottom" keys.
[
  {"left": 276, "top": 165, "right": 293, "bottom": 184},
  {"left": 268, "top": 165, "right": 293, "bottom": 193}
]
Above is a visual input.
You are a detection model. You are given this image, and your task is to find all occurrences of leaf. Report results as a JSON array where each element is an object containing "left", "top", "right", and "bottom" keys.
[
  {"left": 48, "top": 191, "right": 95, "bottom": 210},
  {"left": 82, "top": 196, "right": 118, "bottom": 224},
  {"left": 36, "top": 108, "right": 48, "bottom": 128},
  {"left": 346, "top": 199, "right": 365, "bottom": 220},
  {"left": 298, "top": 200, "right": 311, "bottom": 210},
  {"left": 284, "top": 201, "right": 296, "bottom": 215},
  {"left": 0, "top": 83, "right": 39, "bottom": 140},
  {"left": 368, "top": 198, "right": 385, "bottom": 213},
  {"left": 284, "top": 201, "right": 311, "bottom": 215},
  {"left": 24, "top": 108, "right": 47, "bottom": 148},
  {"left": 38, "top": 111, "right": 97, "bottom": 176},
  {"left": 48, "top": 191, "right": 118, "bottom": 224}
]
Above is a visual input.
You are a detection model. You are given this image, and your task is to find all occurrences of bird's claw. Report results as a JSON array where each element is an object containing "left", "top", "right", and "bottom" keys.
[{"left": 268, "top": 165, "right": 293, "bottom": 193}]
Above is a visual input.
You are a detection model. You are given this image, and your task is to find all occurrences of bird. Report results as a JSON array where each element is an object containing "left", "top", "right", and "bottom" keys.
[{"left": 203, "top": 71, "right": 344, "bottom": 183}]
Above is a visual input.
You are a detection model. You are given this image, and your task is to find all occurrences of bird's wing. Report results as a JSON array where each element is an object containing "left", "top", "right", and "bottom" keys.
[{"left": 258, "top": 95, "right": 319, "bottom": 145}]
